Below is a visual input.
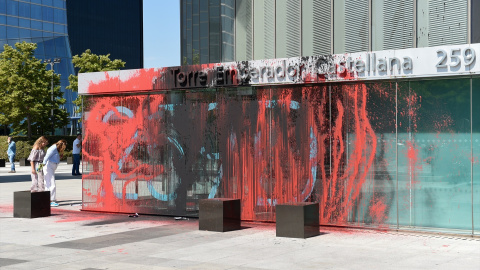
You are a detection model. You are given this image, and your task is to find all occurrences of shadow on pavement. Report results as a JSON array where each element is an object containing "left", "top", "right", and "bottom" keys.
[{"left": 0, "top": 173, "right": 82, "bottom": 183}]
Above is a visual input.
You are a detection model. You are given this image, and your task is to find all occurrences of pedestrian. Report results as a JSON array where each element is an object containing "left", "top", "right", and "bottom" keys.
[
  {"left": 72, "top": 134, "right": 82, "bottom": 176},
  {"left": 43, "top": 139, "right": 67, "bottom": 207},
  {"left": 27, "top": 136, "right": 49, "bottom": 192},
  {"left": 7, "top": 136, "right": 16, "bottom": 173}
]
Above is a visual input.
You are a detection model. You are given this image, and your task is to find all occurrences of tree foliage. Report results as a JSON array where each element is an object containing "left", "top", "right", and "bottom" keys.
[
  {"left": 0, "top": 42, "right": 69, "bottom": 138},
  {"left": 67, "top": 49, "right": 125, "bottom": 113}
]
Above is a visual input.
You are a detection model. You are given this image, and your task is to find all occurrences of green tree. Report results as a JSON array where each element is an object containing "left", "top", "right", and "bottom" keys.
[
  {"left": 0, "top": 42, "right": 68, "bottom": 138},
  {"left": 67, "top": 49, "right": 125, "bottom": 113}
]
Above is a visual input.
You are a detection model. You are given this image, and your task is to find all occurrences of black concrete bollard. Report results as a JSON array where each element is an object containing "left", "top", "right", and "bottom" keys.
[
  {"left": 19, "top": 158, "right": 30, "bottom": 166},
  {"left": 0, "top": 159, "right": 5, "bottom": 167},
  {"left": 14, "top": 191, "right": 51, "bottom": 218},
  {"left": 199, "top": 198, "right": 241, "bottom": 232},
  {"left": 276, "top": 202, "right": 320, "bottom": 239}
]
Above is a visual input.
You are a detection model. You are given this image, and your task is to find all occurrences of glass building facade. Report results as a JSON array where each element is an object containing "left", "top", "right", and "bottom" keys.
[
  {"left": 181, "top": 0, "right": 235, "bottom": 65},
  {"left": 181, "top": 0, "right": 475, "bottom": 63},
  {"left": 66, "top": 0, "right": 144, "bottom": 70},
  {"left": 0, "top": 0, "right": 77, "bottom": 134}
]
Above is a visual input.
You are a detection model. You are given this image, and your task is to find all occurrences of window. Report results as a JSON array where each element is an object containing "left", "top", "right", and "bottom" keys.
[
  {"left": 19, "top": 18, "right": 30, "bottom": 28},
  {"left": 19, "top": 28, "right": 31, "bottom": 38},
  {"left": 6, "top": 0, "right": 18, "bottom": 16},
  {"left": 0, "top": 0, "right": 6, "bottom": 15},
  {"left": 53, "top": 8, "right": 64, "bottom": 24},
  {"left": 18, "top": 2, "right": 30, "bottom": 18},
  {"left": 31, "top": 4, "right": 41, "bottom": 20},
  {"left": 0, "top": 25, "right": 6, "bottom": 39},
  {"left": 7, "top": 15, "right": 18, "bottom": 26},
  {"left": 6, "top": 26, "right": 19, "bottom": 38},
  {"left": 42, "top": 0, "right": 53, "bottom": 7},
  {"left": 42, "top": 6, "right": 53, "bottom": 22},
  {"left": 53, "top": 23, "right": 64, "bottom": 33},
  {"left": 43, "top": 21, "right": 53, "bottom": 32},
  {"left": 31, "top": 29, "right": 42, "bottom": 37},
  {"left": 31, "top": 20, "right": 42, "bottom": 30}
]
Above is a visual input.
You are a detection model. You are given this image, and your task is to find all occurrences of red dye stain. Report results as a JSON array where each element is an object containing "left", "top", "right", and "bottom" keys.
[
  {"left": 82, "top": 74, "right": 393, "bottom": 227},
  {"left": 83, "top": 94, "right": 166, "bottom": 213},
  {"left": 323, "top": 84, "right": 378, "bottom": 224},
  {"left": 369, "top": 199, "right": 388, "bottom": 225}
]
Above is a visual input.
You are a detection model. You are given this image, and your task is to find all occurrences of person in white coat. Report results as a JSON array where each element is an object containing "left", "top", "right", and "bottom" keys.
[{"left": 43, "top": 139, "right": 67, "bottom": 207}]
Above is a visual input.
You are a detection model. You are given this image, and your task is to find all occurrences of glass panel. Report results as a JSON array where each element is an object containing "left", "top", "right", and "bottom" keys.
[
  {"left": 398, "top": 78, "right": 471, "bottom": 230},
  {"left": 31, "top": 20, "right": 42, "bottom": 30},
  {"left": 53, "top": 23, "right": 63, "bottom": 33},
  {"left": 19, "top": 28, "right": 30, "bottom": 38},
  {"left": 6, "top": 26, "right": 19, "bottom": 38},
  {"left": 54, "top": 36, "right": 66, "bottom": 57},
  {"left": 31, "top": 29, "right": 42, "bottom": 38},
  {"left": 18, "top": 1, "right": 30, "bottom": 18},
  {"left": 472, "top": 78, "right": 480, "bottom": 235},
  {"left": 6, "top": 0, "right": 18, "bottom": 16},
  {"left": 19, "top": 18, "right": 30, "bottom": 28},
  {"left": 53, "top": 8, "right": 65, "bottom": 24},
  {"left": 31, "top": 5, "right": 41, "bottom": 20},
  {"left": 42, "top": 0, "right": 53, "bottom": 6},
  {"left": 199, "top": 0, "right": 208, "bottom": 64},
  {"left": 53, "top": 0, "right": 63, "bottom": 8},
  {"left": 0, "top": 0, "right": 6, "bottom": 15},
  {"left": 43, "top": 21, "right": 53, "bottom": 32},
  {"left": 0, "top": 25, "right": 6, "bottom": 39},
  {"left": 0, "top": 14, "right": 6, "bottom": 24},
  {"left": 31, "top": 0, "right": 42, "bottom": 4},
  {"left": 269, "top": 85, "right": 330, "bottom": 222},
  {"left": 215, "top": 87, "right": 271, "bottom": 220},
  {"left": 328, "top": 82, "right": 397, "bottom": 227},
  {"left": 192, "top": 0, "right": 199, "bottom": 64},
  {"left": 43, "top": 37, "right": 55, "bottom": 56},
  {"left": 209, "top": 0, "right": 221, "bottom": 63},
  {"left": 42, "top": 30, "right": 54, "bottom": 38},
  {"left": 33, "top": 37, "right": 45, "bottom": 56},
  {"left": 7, "top": 15, "right": 18, "bottom": 26},
  {"left": 42, "top": 6, "right": 53, "bottom": 22}
]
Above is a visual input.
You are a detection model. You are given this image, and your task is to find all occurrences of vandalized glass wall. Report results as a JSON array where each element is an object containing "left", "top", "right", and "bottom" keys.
[{"left": 82, "top": 78, "right": 479, "bottom": 234}]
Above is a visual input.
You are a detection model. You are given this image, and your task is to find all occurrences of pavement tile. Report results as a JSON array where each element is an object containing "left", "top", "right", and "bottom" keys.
[{"left": 0, "top": 258, "right": 28, "bottom": 268}]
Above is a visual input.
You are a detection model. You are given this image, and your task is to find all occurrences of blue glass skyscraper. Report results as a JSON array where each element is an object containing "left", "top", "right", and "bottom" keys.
[{"left": 0, "top": 0, "right": 77, "bottom": 134}]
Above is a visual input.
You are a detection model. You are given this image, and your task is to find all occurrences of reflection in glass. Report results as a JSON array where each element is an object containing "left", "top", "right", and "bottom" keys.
[
  {"left": 398, "top": 79, "right": 471, "bottom": 230},
  {"left": 6, "top": 0, "right": 18, "bottom": 16},
  {"left": 472, "top": 79, "right": 480, "bottom": 235}
]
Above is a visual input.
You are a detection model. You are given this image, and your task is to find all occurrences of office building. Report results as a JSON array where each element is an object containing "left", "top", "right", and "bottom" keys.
[
  {"left": 66, "top": 0, "right": 144, "bottom": 70},
  {"left": 1, "top": 0, "right": 144, "bottom": 135},
  {"left": 181, "top": 0, "right": 479, "bottom": 63}
]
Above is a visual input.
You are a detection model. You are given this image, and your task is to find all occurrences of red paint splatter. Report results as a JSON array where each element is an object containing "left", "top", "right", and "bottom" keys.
[{"left": 82, "top": 80, "right": 391, "bottom": 227}]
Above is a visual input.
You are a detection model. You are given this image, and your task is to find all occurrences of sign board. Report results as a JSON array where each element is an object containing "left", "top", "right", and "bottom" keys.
[{"left": 79, "top": 43, "right": 480, "bottom": 95}]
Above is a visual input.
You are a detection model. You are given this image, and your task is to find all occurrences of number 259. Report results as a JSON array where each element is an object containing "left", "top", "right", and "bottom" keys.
[{"left": 436, "top": 48, "right": 476, "bottom": 68}]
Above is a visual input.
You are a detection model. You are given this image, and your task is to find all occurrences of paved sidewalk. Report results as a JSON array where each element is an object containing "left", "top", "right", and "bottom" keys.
[{"left": 1, "top": 163, "right": 480, "bottom": 269}]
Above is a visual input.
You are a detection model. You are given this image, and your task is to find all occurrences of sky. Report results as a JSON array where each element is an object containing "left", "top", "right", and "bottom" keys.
[{"left": 143, "top": 0, "right": 181, "bottom": 68}]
